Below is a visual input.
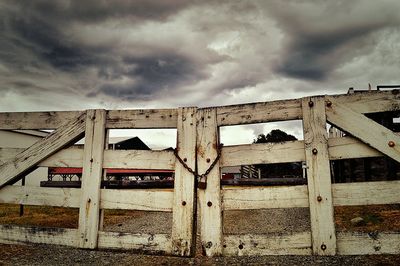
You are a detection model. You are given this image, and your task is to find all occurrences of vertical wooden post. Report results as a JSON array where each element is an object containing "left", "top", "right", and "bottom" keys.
[
  {"left": 197, "top": 108, "right": 223, "bottom": 256},
  {"left": 171, "top": 107, "right": 197, "bottom": 256},
  {"left": 78, "top": 109, "right": 106, "bottom": 249},
  {"left": 302, "top": 96, "right": 336, "bottom": 255},
  {"left": 98, "top": 129, "right": 109, "bottom": 232}
]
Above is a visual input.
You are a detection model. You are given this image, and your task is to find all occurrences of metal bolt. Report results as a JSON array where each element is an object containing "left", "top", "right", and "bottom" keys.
[
  {"left": 182, "top": 201, "right": 186, "bottom": 206},
  {"left": 317, "top": 195, "right": 322, "bottom": 202},
  {"left": 90, "top": 158, "right": 93, "bottom": 163},
  {"left": 87, "top": 198, "right": 91, "bottom": 203},
  {"left": 206, "top": 158, "right": 211, "bottom": 163},
  {"left": 183, "top": 158, "right": 187, "bottom": 162},
  {"left": 326, "top": 100, "right": 332, "bottom": 107},
  {"left": 308, "top": 100, "right": 314, "bottom": 107},
  {"left": 388, "top": 141, "right": 395, "bottom": 147},
  {"left": 321, "top": 244, "right": 327, "bottom": 251},
  {"left": 206, "top": 241, "right": 213, "bottom": 248},
  {"left": 238, "top": 244, "right": 244, "bottom": 250},
  {"left": 312, "top": 148, "right": 318, "bottom": 155},
  {"left": 207, "top": 201, "right": 212, "bottom": 207}
]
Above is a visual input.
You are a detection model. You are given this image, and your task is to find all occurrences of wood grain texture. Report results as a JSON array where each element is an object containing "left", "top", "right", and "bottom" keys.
[
  {"left": 0, "top": 185, "right": 81, "bottom": 207},
  {"left": 106, "top": 109, "right": 178, "bottom": 129},
  {"left": 328, "top": 136, "right": 382, "bottom": 160},
  {"left": 337, "top": 231, "right": 400, "bottom": 255},
  {"left": 0, "top": 225, "right": 78, "bottom": 247},
  {"left": 0, "top": 112, "right": 86, "bottom": 188},
  {"left": 221, "top": 141, "right": 305, "bottom": 167},
  {"left": 78, "top": 110, "right": 106, "bottom": 249},
  {"left": 0, "top": 111, "right": 81, "bottom": 130},
  {"left": 171, "top": 107, "right": 197, "bottom": 256},
  {"left": 222, "top": 185, "right": 309, "bottom": 210},
  {"left": 302, "top": 96, "right": 336, "bottom": 255},
  {"left": 332, "top": 90, "right": 400, "bottom": 114},
  {"left": 223, "top": 232, "right": 312, "bottom": 256},
  {"left": 326, "top": 97, "right": 400, "bottom": 163},
  {"left": 197, "top": 108, "right": 223, "bottom": 256},
  {"left": 104, "top": 149, "right": 175, "bottom": 169},
  {"left": 101, "top": 189, "right": 173, "bottom": 212},
  {"left": 332, "top": 180, "right": 400, "bottom": 206},
  {"left": 98, "top": 231, "right": 172, "bottom": 253},
  {"left": 216, "top": 98, "right": 302, "bottom": 126}
]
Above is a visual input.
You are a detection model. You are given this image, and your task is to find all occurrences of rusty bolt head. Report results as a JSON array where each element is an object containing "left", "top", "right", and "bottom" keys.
[
  {"left": 182, "top": 201, "right": 186, "bottom": 206},
  {"left": 238, "top": 244, "right": 244, "bottom": 250},
  {"left": 183, "top": 158, "right": 187, "bottom": 162},
  {"left": 317, "top": 195, "right": 322, "bottom": 202},
  {"left": 312, "top": 148, "right": 318, "bottom": 155},
  {"left": 326, "top": 100, "right": 332, "bottom": 107},
  {"left": 321, "top": 244, "right": 327, "bottom": 251},
  {"left": 206, "top": 158, "right": 211, "bottom": 163},
  {"left": 207, "top": 201, "right": 212, "bottom": 207},
  {"left": 308, "top": 100, "right": 314, "bottom": 107},
  {"left": 388, "top": 141, "right": 395, "bottom": 147}
]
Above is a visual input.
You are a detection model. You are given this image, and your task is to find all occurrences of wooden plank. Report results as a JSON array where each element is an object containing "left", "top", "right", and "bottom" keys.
[
  {"left": 0, "top": 148, "right": 24, "bottom": 164},
  {"left": 222, "top": 185, "right": 309, "bottom": 210},
  {"left": 302, "top": 96, "right": 336, "bottom": 255},
  {"left": 332, "top": 90, "right": 400, "bottom": 114},
  {"left": 332, "top": 180, "right": 400, "bottom": 206},
  {"left": 0, "top": 186, "right": 81, "bottom": 207},
  {"left": 326, "top": 97, "right": 400, "bottom": 163},
  {"left": 0, "top": 111, "right": 81, "bottom": 130},
  {"left": 221, "top": 141, "right": 305, "bottom": 167},
  {"left": 98, "top": 231, "right": 172, "bottom": 253},
  {"left": 223, "top": 232, "right": 312, "bottom": 256},
  {"left": 106, "top": 109, "right": 178, "bottom": 129},
  {"left": 104, "top": 149, "right": 175, "bottom": 170},
  {"left": 328, "top": 136, "right": 382, "bottom": 160},
  {"left": 171, "top": 107, "right": 197, "bottom": 256},
  {"left": 216, "top": 98, "right": 302, "bottom": 126},
  {"left": 0, "top": 225, "right": 78, "bottom": 247},
  {"left": 40, "top": 147, "right": 83, "bottom": 167},
  {"left": 101, "top": 189, "right": 174, "bottom": 212},
  {"left": 0, "top": 112, "right": 86, "bottom": 188},
  {"left": 197, "top": 108, "right": 223, "bottom": 256},
  {"left": 337, "top": 231, "right": 400, "bottom": 255},
  {"left": 78, "top": 109, "right": 106, "bottom": 249}
]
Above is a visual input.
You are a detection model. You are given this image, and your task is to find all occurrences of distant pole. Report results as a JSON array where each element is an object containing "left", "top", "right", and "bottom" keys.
[{"left": 19, "top": 176, "right": 25, "bottom": 217}]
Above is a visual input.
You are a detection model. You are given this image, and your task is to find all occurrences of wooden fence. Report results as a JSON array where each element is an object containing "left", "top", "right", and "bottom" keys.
[{"left": 0, "top": 90, "right": 400, "bottom": 257}]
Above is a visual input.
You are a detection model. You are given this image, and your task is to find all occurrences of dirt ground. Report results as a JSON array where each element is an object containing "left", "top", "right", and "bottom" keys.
[{"left": 1, "top": 204, "right": 400, "bottom": 265}]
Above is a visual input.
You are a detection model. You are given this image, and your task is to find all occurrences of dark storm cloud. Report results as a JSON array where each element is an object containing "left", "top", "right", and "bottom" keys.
[{"left": 264, "top": 1, "right": 400, "bottom": 81}]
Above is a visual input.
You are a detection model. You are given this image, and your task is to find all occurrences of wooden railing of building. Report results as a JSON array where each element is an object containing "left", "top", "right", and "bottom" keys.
[{"left": 0, "top": 90, "right": 400, "bottom": 257}]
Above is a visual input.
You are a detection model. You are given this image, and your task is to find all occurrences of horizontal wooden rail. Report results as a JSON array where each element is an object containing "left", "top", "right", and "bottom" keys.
[
  {"left": 337, "top": 231, "right": 400, "bottom": 255},
  {"left": 222, "top": 185, "right": 308, "bottom": 210},
  {"left": 98, "top": 231, "right": 172, "bottom": 252},
  {"left": 0, "top": 225, "right": 78, "bottom": 247},
  {"left": 106, "top": 109, "right": 178, "bottom": 129},
  {"left": 0, "top": 91, "right": 397, "bottom": 130},
  {"left": 0, "top": 225, "right": 172, "bottom": 253},
  {"left": 222, "top": 180, "right": 400, "bottom": 210},
  {"left": 222, "top": 230, "right": 400, "bottom": 256},
  {"left": 0, "top": 111, "right": 82, "bottom": 130},
  {"left": 0, "top": 186, "right": 174, "bottom": 212},
  {"left": 223, "top": 232, "right": 312, "bottom": 256},
  {"left": 1, "top": 148, "right": 175, "bottom": 170},
  {"left": 216, "top": 98, "right": 302, "bottom": 126}
]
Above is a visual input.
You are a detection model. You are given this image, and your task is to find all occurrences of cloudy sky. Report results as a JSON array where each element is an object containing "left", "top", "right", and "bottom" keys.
[{"left": 1, "top": 0, "right": 399, "bottom": 148}]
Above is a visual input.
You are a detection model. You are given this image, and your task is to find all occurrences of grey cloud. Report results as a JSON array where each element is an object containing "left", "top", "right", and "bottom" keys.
[{"left": 263, "top": 1, "right": 400, "bottom": 81}]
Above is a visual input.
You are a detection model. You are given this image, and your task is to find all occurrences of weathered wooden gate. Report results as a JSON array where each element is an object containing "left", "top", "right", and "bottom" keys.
[{"left": 0, "top": 90, "right": 399, "bottom": 256}]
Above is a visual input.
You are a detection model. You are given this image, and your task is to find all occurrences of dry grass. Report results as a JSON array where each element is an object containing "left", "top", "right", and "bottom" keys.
[
  {"left": 0, "top": 204, "right": 145, "bottom": 229},
  {"left": 334, "top": 204, "right": 400, "bottom": 232}
]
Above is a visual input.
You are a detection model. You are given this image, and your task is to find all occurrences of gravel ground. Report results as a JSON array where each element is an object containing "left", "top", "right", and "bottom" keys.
[{"left": 1, "top": 208, "right": 399, "bottom": 265}]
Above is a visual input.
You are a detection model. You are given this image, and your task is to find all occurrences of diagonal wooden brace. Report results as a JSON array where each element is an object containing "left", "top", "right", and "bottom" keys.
[
  {"left": 0, "top": 112, "right": 86, "bottom": 188},
  {"left": 326, "top": 97, "right": 400, "bottom": 163}
]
